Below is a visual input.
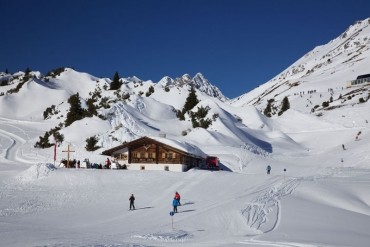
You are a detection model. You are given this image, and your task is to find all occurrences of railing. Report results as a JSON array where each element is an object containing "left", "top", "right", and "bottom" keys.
[
  {"left": 131, "top": 158, "right": 156, "bottom": 163},
  {"left": 131, "top": 158, "right": 183, "bottom": 164}
]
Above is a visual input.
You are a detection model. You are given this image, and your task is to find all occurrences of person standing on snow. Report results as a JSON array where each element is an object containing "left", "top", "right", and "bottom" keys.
[
  {"left": 129, "top": 194, "right": 135, "bottom": 210},
  {"left": 105, "top": 158, "right": 111, "bottom": 169},
  {"left": 266, "top": 165, "right": 271, "bottom": 175},
  {"left": 172, "top": 198, "right": 179, "bottom": 213},
  {"left": 174, "top": 191, "right": 181, "bottom": 206}
]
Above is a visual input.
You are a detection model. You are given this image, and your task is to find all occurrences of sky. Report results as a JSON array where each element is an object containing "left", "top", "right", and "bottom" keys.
[{"left": 1, "top": 0, "right": 370, "bottom": 98}]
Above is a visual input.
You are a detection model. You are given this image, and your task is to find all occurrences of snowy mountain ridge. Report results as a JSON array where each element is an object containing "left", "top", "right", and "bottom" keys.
[
  {"left": 0, "top": 18, "right": 369, "bottom": 171},
  {"left": 231, "top": 18, "right": 370, "bottom": 116},
  {"left": 1, "top": 17, "right": 370, "bottom": 247},
  {"left": 157, "top": 72, "right": 227, "bottom": 101}
]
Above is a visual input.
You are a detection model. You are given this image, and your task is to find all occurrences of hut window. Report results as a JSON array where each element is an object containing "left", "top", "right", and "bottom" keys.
[
  {"left": 149, "top": 152, "right": 155, "bottom": 158},
  {"left": 162, "top": 153, "right": 166, "bottom": 159}
]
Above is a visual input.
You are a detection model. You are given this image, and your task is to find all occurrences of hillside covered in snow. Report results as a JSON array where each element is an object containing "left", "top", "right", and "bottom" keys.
[{"left": 0, "top": 18, "right": 370, "bottom": 247}]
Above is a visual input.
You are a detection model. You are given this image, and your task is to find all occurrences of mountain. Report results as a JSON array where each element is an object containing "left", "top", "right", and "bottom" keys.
[
  {"left": 0, "top": 18, "right": 369, "bottom": 172},
  {"left": 231, "top": 18, "right": 370, "bottom": 117},
  {"left": 1, "top": 18, "right": 370, "bottom": 247},
  {"left": 157, "top": 73, "right": 227, "bottom": 101}
]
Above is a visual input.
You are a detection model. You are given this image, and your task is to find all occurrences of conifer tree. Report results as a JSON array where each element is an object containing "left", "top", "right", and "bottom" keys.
[
  {"left": 22, "top": 67, "right": 31, "bottom": 82},
  {"left": 178, "top": 86, "right": 199, "bottom": 120},
  {"left": 86, "top": 98, "right": 98, "bottom": 117},
  {"left": 278, "top": 96, "right": 290, "bottom": 116},
  {"left": 183, "top": 86, "right": 199, "bottom": 112},
  {"left": 65, "top": 93, "right": 84, "bottom": 126},
  {"left": 110, "top": 72, "right": 122, "bottom": 90},
  {"left": 85, "top": 135, "right": 100, "bottom": 151},
  {"left": 264, "top": 100, "right": 273, "bottom": 117}
]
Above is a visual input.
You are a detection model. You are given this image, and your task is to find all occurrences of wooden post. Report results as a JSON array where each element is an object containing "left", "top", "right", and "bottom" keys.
[{"left": 62, "top": 144, "right": 75, "bottom": 168}]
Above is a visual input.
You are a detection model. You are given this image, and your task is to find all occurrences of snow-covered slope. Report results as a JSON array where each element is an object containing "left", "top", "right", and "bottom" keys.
[
  {"left": 231, "top": 18, "right": 370, "bottom": 117},
  {"left": 1, "top": 17, "right": 370, "bottom": 247}
]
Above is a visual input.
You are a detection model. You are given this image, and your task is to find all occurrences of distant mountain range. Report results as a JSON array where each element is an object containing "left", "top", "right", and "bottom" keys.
[{"left": 0, "top": 18, "right": 369, "bottom": 164}]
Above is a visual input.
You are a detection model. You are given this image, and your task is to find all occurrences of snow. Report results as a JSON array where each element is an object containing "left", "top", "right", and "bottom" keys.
[
  {"left": 1, "top": 18, "right": 370, "bottom": 247},
  {"left": 1, "top": 97, "right": 370, "bottom": 246}
]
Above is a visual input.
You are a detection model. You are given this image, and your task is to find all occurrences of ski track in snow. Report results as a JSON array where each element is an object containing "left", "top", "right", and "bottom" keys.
[
  {"left": 241, "top": 177, "right": 300, "bottom": 233},
  {"left": 0, "top": 119, "right": 44, "bottom": 164},
  {"left": 240, "top": 170, "right": 339, "bottom": 235},
  {"left": 0, "top": 128, "right": 24, "bottom": 161},
  {"left": 239, "top": 168, "right": 358, "bottom": 247},
  {"left": 238, "top": 239, "right": 330, "bottom": 247}
]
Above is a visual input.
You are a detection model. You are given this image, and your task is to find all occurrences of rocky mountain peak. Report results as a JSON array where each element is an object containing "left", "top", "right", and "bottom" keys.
[{"left": 158, "top": 73, "right": 227, "bottom": 101}]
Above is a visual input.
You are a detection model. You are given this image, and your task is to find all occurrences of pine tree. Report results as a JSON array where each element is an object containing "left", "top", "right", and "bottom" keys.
[
  {"left": 183, "top": 86, "right": 199, "bottom": 112},
  {"left": 110, "top": 72, "right": 122, "bottom": 90},
  {"left": 53, "top": 131, "right": 64, "bottom": 144},
  {"left": 86, "top": 98, "right": 97, "bottom": 117},
  {"left": 278, "top": 96, "right": 290, "bottom": 116},
  {"left": 65, "top": 93, "right": 84, "bottom": 126},
  {"left": 85, "top": 135, "right": 100, "bottom": 151},
  {"left": 178, "top": 86, "right": 199, "bottom": 121},
  {"left": 264, "top": 101, "right": 273, "bottom": 117},
  {"left": 22, "top": 67, "right": 31, "bottom": 83}
]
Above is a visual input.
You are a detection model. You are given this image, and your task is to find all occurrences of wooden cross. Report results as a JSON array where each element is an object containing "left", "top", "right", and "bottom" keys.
[{"left": 62, "top": 144, "right": 75, "bottom": 168}]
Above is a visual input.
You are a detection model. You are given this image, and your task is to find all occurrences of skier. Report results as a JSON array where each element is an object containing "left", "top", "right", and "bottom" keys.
[
  {"left": 174, "top": 191, "right": 181, "bottom": 206},
  {"left": 105, "top": 158, "right": 111, "bottom": 169},
  {"left": 172, "top": 198, "right": 179, "bottom": 213},
  {"left": 266, "top": 165, "right": 271, "bottom": 175},
  {"left": 129, "top": 194, "right": 135, "bottom": 210}
]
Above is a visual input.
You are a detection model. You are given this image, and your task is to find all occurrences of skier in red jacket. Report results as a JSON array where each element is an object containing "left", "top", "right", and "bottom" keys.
[{"left": 174, "top": 192, "right": 181, "bottom": 206}]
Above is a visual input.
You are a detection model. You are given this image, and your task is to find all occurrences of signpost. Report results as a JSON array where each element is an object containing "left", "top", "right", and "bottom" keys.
[
  {"left": 170, "top": 211, "right": 175, "bottom": 229},
  {"left": 53, "top": 142, "right": 57, "bottom": 166},
  {"left": 283, "top": 168, "right": 287, "bottom": 181}
]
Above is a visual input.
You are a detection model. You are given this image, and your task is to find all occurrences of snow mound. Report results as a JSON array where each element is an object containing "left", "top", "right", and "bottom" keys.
[
  {"left": 16, "top": 163, "right": 56, "bottom": 182},
  {"left": 132, "top": 230, "right": 193, "bottom": 242}
]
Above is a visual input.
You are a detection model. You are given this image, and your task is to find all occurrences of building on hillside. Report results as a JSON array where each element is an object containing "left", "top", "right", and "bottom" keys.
[
  {"left": 346, "top": 74, "right": 370, "bottom": 88},
  {"left": 101, "top": 136, "right": 206, "bottom": 172}
]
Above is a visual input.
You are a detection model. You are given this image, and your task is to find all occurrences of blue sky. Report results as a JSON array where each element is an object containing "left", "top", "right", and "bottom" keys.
[{"left": 1, "top": 0, "right": 370, "bottom": 98}]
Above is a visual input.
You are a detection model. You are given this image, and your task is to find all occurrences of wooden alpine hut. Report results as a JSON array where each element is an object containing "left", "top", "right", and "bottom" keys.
[{"left": 102, "top": 136, "right": 206, "bottom": 172}]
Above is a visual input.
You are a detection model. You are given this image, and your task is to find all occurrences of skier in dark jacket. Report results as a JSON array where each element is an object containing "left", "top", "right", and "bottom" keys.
[
  {"left": 173, "top": 198, "right": 179, "bottom": 213},
  {"left": 266, "top": 165, "right": 271, "bottom": 174},
  {"left": 129, "top": 194, "right": 135, "bottom": 210}
]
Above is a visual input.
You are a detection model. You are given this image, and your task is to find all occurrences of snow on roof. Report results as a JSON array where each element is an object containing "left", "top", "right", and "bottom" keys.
[{"left": 150, "top": 136, "right": 207, "bottom": 158}]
